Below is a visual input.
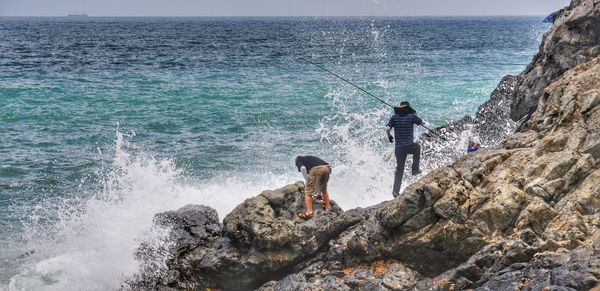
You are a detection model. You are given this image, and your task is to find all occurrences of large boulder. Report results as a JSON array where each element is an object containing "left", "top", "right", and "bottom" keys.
[
  {"left": 131, "top": 182, "right": 365, "bottom": 290},
  {"left": 223, "top": 182, "right": 347, "bottom": 251},
  {"left": 126, "top": 204, "right": 223, "bottom": 289}
]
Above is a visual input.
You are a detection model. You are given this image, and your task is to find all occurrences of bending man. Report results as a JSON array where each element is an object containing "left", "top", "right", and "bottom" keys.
[
  {"left": 295, "top": 155, "right": 332, "bottom": 219},
  {"left": 386, "top": 101, "right": 423, "bottom": 197}
]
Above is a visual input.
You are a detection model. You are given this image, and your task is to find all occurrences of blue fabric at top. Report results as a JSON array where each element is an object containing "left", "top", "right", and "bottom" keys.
[{"left": 544, "top": 12, "right": 556, "bottom": 23}]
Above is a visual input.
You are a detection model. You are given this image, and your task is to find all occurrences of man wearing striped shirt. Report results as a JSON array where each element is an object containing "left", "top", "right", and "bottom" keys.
[{"left": 386, "top": 101, "right": 423, "bottom": 197}]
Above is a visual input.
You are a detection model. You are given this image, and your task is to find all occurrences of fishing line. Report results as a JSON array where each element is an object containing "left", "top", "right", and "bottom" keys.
[{"left": 304, "top": 59, "right": 394, "bottom": 108}]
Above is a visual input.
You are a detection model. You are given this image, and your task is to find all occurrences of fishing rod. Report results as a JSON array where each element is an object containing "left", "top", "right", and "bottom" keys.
[
  {"left": 420, "top": 124, "right": 449, "bottom": 142},
  {"left": 305, "top": 59, "right": 449, "bottom": 142}
]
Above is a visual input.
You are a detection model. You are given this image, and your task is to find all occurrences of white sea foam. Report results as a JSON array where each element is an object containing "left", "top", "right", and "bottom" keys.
[{"left": 6, "top": 131, "right": 294, "bottom": 290}]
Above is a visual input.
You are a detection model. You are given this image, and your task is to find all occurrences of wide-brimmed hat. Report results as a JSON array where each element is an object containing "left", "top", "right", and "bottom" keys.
[{"left": 394, "top": 101, "right": 416, "bottom": 115}]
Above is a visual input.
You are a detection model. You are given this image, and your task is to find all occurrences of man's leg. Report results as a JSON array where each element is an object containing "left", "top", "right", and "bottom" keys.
[
  {"left": 319, "top": 166, "right": 332, "bottom": 209},
  {"left": 304, "top": 194, "right": 313, "bottom": 216},
  {"left": 322, "top": 191, "right": 331, "bottom": 209},
  {"left": 392, "top": 147, "right": 408, "bottom": 197},
  {"left": 303, "top": 172, "right": 318, "bottom": 217},
  {"left": 411, "top": 143, "right": 422, "bottom": 175}
]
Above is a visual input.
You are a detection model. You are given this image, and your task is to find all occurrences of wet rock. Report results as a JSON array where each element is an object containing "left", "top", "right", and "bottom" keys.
[
  {"left": 154, "top": 204, "right": 222, "bottom": 251},
  {"left": 127, "top": 204, "right": 223, "bottom": 289},
  {"left": 417, "top": 75, "right": 519, "bottom": 171}
]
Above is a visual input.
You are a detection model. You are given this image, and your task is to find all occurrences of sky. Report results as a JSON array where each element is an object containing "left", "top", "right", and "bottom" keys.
[{"left": 0, "top": 0, "right": 571, "bottom": 17}]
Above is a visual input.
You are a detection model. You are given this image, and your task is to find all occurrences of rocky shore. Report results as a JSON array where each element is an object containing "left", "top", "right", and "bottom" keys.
[{"left": 128, "top": 0, "right": 600, "bottom": 290}]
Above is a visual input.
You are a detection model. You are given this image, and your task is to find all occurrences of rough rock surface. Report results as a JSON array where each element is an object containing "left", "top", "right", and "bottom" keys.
[
  {"left": 258, "top": 260, "right": 422, "bottom": 291},
  {"left": 126, "top": 204, "right": 223, "bottom": 289},
  {"left": 511, "top": 0, "right": 600, "bottom": 122},
  {"left": 131, "top": 1, "right": 600, "bottom": 290},
  {"left": 130, "top": 182, "right": 365, "bottom": 290}
]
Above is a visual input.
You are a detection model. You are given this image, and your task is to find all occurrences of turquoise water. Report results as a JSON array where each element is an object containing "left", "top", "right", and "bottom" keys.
[{"left": 0, "top": 17, "right": 548, "bottom": 289}]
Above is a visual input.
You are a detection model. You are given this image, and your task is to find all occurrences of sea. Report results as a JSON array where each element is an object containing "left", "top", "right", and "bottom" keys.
[{"left": 0, "top": 16, "right": 548, "bottom": 290}]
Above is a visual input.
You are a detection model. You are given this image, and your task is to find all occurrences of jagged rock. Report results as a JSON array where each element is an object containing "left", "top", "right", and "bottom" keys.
[
  {"left": 404, "top": 71, "right": 519, "bottom": 185},
  {"left": 474, "top": 233, "right": 600, "bottom": 291},
  {"left": 515, "top": 197, "right": 558, "bottom": 235},
  {"left": 133, "top": 183, "right": 364, "bottom": 290},
  {"left": 125, "top": 204, "right": 223, "bottom": 289},
  {"left": 474, "top": 75, "right": 520, "bottom": 144},
  {"left": 511, "top": 0, "right": 600, "bottom": 122},
  {"left": 416, "top": 57, "right": 600, "bottom": 290},
  {"left": 422, "top": 229, "right": 550, "bottom": 290}
]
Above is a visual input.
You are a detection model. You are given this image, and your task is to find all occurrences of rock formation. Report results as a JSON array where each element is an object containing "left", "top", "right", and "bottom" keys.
[
  {"left": 510, "top": 0, "right": 600, "bottom": 123},
  {"left": 128, "top": 183, "right": 366, "bottom": 290},
  {"left": 129, "top": 0, "right": 600, "bottom": 290}
]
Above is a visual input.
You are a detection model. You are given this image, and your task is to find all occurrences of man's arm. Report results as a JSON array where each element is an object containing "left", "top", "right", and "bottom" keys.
[
  {"left": 386, "top": 126, "right": 394, "bottom": 143},
  {"left": 414, "top": 115, "right": 423, "bottom": 126},
  {"left": 300, "top": 166, "right": 308, "bottom": 184}
]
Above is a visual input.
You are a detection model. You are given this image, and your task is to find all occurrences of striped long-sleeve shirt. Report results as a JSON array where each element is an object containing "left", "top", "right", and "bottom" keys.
[{"left": 387, "top": 113, "right": 423, "bottom": 147}]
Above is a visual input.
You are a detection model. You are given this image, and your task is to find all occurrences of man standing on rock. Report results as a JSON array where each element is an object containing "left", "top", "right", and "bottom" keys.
[
  {"left": 295, "top": 155, "right": 332, "bottom": 219},
  {"left": 386, "top": 101, "right": 423, "bottom": 197}
]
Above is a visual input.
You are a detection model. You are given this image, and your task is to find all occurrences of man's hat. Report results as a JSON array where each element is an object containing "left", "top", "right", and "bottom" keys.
[{"left": 394, "top": 101, "right": 415, "bottom": 115}]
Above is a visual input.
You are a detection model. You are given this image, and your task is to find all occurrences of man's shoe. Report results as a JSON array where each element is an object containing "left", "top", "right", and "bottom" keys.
[
  {"left": 412, "top": 170, "right": 422, "bottom": 176},
  {"left": 297, "top": 211, "right": 313, "bottom": 220}
]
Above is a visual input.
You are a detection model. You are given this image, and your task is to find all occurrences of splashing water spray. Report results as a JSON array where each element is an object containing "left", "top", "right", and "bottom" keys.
[{"left": 305, "top": 59, "right": 449, "bottom": 143}]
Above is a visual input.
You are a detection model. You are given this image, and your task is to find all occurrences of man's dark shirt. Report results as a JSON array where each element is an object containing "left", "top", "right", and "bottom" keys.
[
  {"left": 387, "top": 111, "right": 423, "bottom": 147},
  {"left": 295, "top": 156, "right": 328, "bottom": 172}
]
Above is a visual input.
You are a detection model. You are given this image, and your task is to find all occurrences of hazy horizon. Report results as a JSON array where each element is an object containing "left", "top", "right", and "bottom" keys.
[
  {"left": 0, "top": 15, "right": 558, "bottom": 18},
  {"left": 0, "top": 0, "right": 570, "bottom": 17}
]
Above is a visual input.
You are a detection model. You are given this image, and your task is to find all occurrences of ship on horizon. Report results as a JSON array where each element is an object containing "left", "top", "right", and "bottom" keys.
[{"left": 67, "top": 13, "right": 89, "bottom": 18}]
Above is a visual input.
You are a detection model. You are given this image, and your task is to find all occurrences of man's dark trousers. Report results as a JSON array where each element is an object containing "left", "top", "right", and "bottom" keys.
[{"left": 392, "top": 142, "right": 421, "bottom": 197}]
